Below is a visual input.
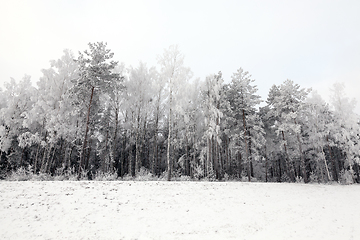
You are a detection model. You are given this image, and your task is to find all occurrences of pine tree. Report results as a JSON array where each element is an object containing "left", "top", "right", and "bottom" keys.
[
  {"left": 72, "top": 42, "right": 120, "bottom": 177},
  {"left": 224, "top": 68, "right": 264, "bottom": 181},
  {"left": 267, "top": 80, "right": 310, "bottom": 182}
]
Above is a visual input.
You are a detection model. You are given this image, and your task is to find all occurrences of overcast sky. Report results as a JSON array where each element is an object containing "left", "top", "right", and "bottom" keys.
[{"left": 1, "top": 0, "right": 359, "bottom": 112}]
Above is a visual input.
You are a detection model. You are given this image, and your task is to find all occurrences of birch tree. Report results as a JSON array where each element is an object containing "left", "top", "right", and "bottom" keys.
[
  {"left": 304, "top": 91, "right": 332, "bottom": 182},
  {"left": 125, "top": 62, "right": 154, "bottom": 176},
  {"left": 176, "top": 78, "right": 204, "bottom": 177},
  {"left": 151, "top": 67, "right": 165, "bottom": 176},
  {"left": 329, "top": 82, "right": 360, "bottom": 183},
  {"left": 202, "top": 72, "right": 224, "bottom": 179},
  {"left": 22, "top": 49, "right": 79, "bottom": 173},
  {"left": 157, "top": 45, "right": 192, "bottom": 181}
]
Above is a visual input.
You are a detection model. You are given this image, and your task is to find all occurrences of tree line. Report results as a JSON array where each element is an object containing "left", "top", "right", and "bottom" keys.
[{"left": 1, "top": 42, "right": 359, "bottom": 183}]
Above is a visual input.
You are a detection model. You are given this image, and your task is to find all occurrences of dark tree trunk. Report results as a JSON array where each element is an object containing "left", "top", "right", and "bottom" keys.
[
  {"left": 152, "top": 115, "right": 159, "bottom": 176},
  {"left": 85, "top": 139, "right": 92, "bottom": 171},
  {"left": 120, "top": 132, "right": 127, "bottom": 177},
  {"left": 112, "top": 108, "right": 119, "bottom": 173},
  {"left": 224, "top": 136, "right": 229, "bottom": 174},
  {"left": 265, "top": 145, "right": 268, "bottom": 182},
  {"left": 294, "top": 119, "right": 307, "bottom": 183},
  {"left": 79, "top": 86, "right": 95, "bottom": 177},
  {"left": 333, "top": 147, "right": 342, "bottom": 182},
  {"left": 207, "top": 137, "right": 212, "bottom": 178},
  {"left": 167, "top": 88, "right": 173, "bottom": 181},
  {"left": 242, "top": 109, "right": 251, "bottom": 182},
  {"left": 135, "top": 132, "right": 141, "bottom": 175},
  {"left": 34, "top": 144, "right": 40, "bottom": 173},
  {"left": 326, "top": 136, "right": 337, "bottom": 181},
  {"left": 129, "top": 144, "right": 135, "bottom": 177},
  {"left": 282, "top": 131, "right": 295, "bottom": 182},
  {"left": 185, "top": 134, "right": 190, "bottom": 176},
  {"left": 237, "top": 152, "right": 242, "bottom": 178}
]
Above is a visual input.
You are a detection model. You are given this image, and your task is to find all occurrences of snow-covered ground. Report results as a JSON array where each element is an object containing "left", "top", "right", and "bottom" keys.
[{"left": 0, "top": 181, "right": 359, "bottom": 240}]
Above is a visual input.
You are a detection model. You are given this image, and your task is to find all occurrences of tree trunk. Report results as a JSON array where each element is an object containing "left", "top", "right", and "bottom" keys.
[
  {"left": 282, "top": 131, "right": 295, "bottom": 182},
  {"left": 296, "top": 133, "right": 307, "bottom": 182},
  {"left": 41, "top": 145, "right": 50, "bottom": 173},
  {"left": 79, "top": 86, "right": 95, "bottom": 177},
  {"left": 20, "top": 147, "right": 25, "bottom": 167},
  {"left": 152, "top": 112, "right": 159, "bottom": 176},
  {"left": 62, "top": 143, "right": 69, "bottom": 170},
  {"left": 111, "top": 108, "right": 119, "bottom": 173},
  {"left": 218, "top": 139, "right": 223, "bottom": 179},
  {"left": 49, "top": 145, "right": 57, "bottom": 173},
  {"left": 34, "top": 144, "right": 40, "bottom": 173},
  {"left": 229, "top": 148, "right": 233, "bottom": 176},
  {"left": 129, "top": 144, "right": 135, "bottom": 177},
  {"left": 185, "top": 133, "right": 190, "bottom": 176},
  {"left": 142, "top": 115, "right": 148, "bottom": 169},
  {"left": 294, "top": 118, "right": 307, "bottom": 182},
  {"left": 167, "top": 86, "right": 173, "bottom": 181},
  {"left": 43, "top": 145, "right": 54, "bottom": 174},
  {"left": 326, "top": 135, "right": 338, "bottom": 181},
  {"left": 212, "top": 136, "right": 219, "bottom": 179},
  {"left": 135, "top": 106, "right": 142, "bottom": 175},
  {"left": 135, "top": 131, "right": 141, "bottom": 175},
  {"left": 103, "top": 122, "right": 110, "bottom": 172},
  {"left": 120, "top": 132, "right": 126, "bottom": 177},
  {"left": 40, "top": 146, "right": 47, "bottom": 173},
  {"left": 237, "top": 152, "right": 242, "bottom": 178},
  {"left": 242, "top": 109, "right": 251, "bottom": 182},
  {"left": 320, "top": 146, "right": 331, "bottom": 181},
  {"left": 224, "top": 136, "right": 229, "bottom": 174},
  {"left": 248, "top": 130, "right": 254, "bottom": 177},
  {"left": 278, "top": 156, "right": 282, "bottom": 182},
  {"left": 265, "top": 145, "right": 268, "bottom": 182},
  {"left": 207, "top": 137, "right": 212, "bottom": 177},
  {"left": 191, "top": 134, "right": 196, "bottom": 179},
  {"left": 214, "top": 115, "right": 221, "bottom": 180},
  {"left": 85, "top": 139, "right": 92, "bottom": 172},
  {"left": 153, "top": 136, "right": 158, "bottom": 176}
]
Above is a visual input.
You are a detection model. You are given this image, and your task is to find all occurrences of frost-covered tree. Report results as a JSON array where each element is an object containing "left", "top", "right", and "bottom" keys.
[
  {"left": 72, "top": 42, "right": 120, "bottom": 176},
  {"left": 157, "top": 45, "right": 192, "bottom": 181},
  {"left": 0, "top": 75, "right": 35, "bottom": 171},
  {"left": 266, "top": 80, "right": 310, "bottom": 182},
  {"left": 177, "top": 78, "right": 204, "bottom": 177},
  {"left": 3, "top": 42, "right": 360, "bottom": 184},
  {"left": 224, "top": 68, "right": 265, "bottom": 181},
  {"left": 124, "top": 62, "right": 154, "bottom": 176},
  {"left": 20, "top": 49, "right": 79, "bottom": 173},
  {"left": 150, "top": 67, "right": 166, "bottom": 176},
  {"left": 329, "top": 82, "right": 360, "bottom": 183},
  {"left": 304, "top": 91, "right": 332, "bottom": 182},
  {"left": 201, "top": 72, "right": 224, "bottom": 179},
  {"left": 105, "top": 63, "right": 125, "bottom": 176}
]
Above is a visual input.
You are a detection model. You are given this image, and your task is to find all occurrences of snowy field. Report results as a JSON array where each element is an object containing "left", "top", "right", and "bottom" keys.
[{"left": 0, "top": 181, "right": 359, "bottom": 240}]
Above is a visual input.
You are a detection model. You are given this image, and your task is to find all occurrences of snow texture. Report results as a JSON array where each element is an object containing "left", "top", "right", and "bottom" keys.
[{"left": 0, "top": 181, "right": 359, "bottom": 240}]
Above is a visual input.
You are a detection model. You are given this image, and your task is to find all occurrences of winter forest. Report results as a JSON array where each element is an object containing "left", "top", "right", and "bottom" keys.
[{"left": 1, "top": 42, "right": 359, "bottom": 183}]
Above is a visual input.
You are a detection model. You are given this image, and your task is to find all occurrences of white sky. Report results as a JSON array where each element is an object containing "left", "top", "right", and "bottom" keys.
[{"left": 1, "top": 0, "right": 359, "bottom": 112}]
